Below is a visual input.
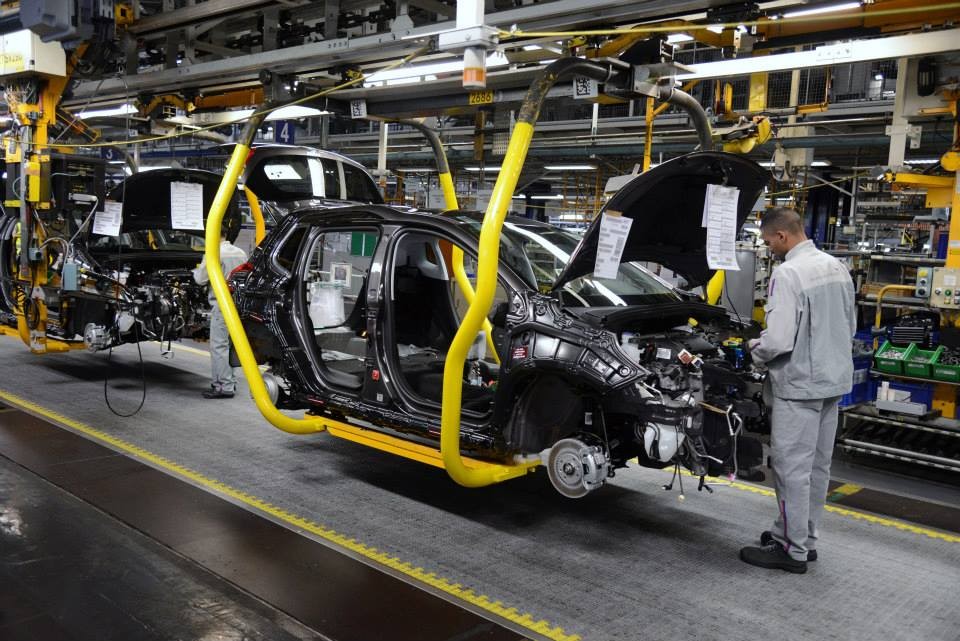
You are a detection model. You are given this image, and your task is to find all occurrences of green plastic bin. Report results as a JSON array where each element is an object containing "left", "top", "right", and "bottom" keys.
[
  {"left": 873, "top": 341, "right": 914, "bottom": 375},
  {"left": 903, "top": 345, "right": 944, "bottom": 379},
  {"left": 932, "top": 351, "right": 960, "bottom": 383}
]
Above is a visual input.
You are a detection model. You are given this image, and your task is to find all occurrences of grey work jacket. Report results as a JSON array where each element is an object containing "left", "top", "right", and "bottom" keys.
[
  {"left": 193, "top": 239, "right": 249, "bottom": 305},
  {"left": 751, "top": 240, "right": 857, "bottom": 400}
]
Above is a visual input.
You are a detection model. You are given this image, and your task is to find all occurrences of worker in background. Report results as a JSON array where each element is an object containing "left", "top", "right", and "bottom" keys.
[
  {"left": 741, "top": 207, "right": 857, "bottom": 573},
  {"left": 193, "top": 230, "right": 248, "bottom": 399}
]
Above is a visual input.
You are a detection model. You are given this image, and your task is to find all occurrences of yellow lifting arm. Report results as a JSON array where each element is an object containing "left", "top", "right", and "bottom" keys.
[
  {"left": 242, "top": 186, "right": 267, "bottom": 246},
  {"left": 205, "top": 123, "right": 325, "bottom": 435}
]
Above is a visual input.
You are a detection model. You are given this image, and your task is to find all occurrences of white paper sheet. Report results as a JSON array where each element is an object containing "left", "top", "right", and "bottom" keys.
[
  {"left": 593, "top": 212, "right": 633, "bottom": 279},
  {"left": 170, "top": 181, "right": 205, "bottom": 231},
  {"left": 91, "top": 200, "right": 123, "bottom": 237},
  {"left": 703, "top": 184, "right": 740, "bottom": 271}
]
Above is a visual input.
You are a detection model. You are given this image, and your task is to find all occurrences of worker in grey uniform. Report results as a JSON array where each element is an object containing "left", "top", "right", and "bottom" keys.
[
  {"left": 740, "top": 207, "right": 857, "bottom": 573},
  {"left": 193, "top": 230, "right": 248, "bottom": 399}
]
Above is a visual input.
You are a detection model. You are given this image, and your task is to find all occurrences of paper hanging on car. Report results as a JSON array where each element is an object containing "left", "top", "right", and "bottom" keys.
[
  {"left": 91, "top": 200, "right": 123, "bottom": 237},
  {"left": 170, "top": 181, "right": 205, "bottom": 231},
  {"left": 703, "top": 184, "right": 740, "bottom": 271},
  {"left": 593, "top": 211, "right": 633, "bottom": 279}
]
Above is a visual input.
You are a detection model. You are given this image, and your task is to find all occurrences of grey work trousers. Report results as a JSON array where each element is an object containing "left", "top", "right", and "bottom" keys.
[
  {"left": 769, "top": 395, "right": 840, "bottom": 561},
  {"left": 209, "top": 305, "right": 237, "bottom": 393}
]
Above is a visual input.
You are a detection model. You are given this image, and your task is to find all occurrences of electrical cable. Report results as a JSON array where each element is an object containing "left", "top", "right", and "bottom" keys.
[{"left": 103, "top": 320, "right": 147, "bottom": 418}]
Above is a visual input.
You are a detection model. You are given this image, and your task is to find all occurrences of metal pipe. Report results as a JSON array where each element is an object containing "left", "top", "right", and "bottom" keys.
[
  {"left": 243, "top": 186, "right": 267, "bottom": 246},
  {"left": 441, "top": 57, "right": 621, "bottom": 487},
  {"left": 205, "top": 108, "right": 325, "bottom": 435},
  {"left": 657, "top": 85, "right": 713, "bottom": 150},
  {"left": 389, "top": 118, "right": 500, "bottom": 363}
]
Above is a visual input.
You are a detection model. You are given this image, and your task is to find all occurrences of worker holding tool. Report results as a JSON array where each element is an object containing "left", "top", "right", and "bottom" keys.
[{"left": 741, "top": 207, "right": 857, "bottom": 573}]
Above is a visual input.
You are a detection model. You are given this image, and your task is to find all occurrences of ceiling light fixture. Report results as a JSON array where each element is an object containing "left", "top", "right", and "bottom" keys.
[
  {"left": 544, "top": 164, "right": 598, "bottom": 171},
  {"left": 464, "top": 165, "right": 502, "bottom": 172},
  {"left": 76, "top": 103, "right": 138, "bottom": 119},
  {"left": 530, "top": 194, "right": 564, "bottom": 200},
  {"left": 782, "top": 1, "right": 861, "bottom": 18},
  {"left": 904, "top": 158, "right": 939, "bottom": 165}
]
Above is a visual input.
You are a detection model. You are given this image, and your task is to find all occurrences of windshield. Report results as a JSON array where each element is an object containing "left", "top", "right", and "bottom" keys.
[
  {"left": 455, "top": 214, "right": 679, "bottom": 306},
  {"left": 90, "top": 229, "right": 204, "bottom": 252}
]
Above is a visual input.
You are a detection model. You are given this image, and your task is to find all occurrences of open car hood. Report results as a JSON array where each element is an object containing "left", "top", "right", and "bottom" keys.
[
  {"left": 104, "top": 169, "right": 241, "bottom": 242},
  {"left": 552, "top": 152, "right": 767, "bottom": 289}
]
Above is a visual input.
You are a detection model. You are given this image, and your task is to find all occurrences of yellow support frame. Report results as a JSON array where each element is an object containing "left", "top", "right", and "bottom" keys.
[{"left": 208, "top": 59, "right": 716, "bottom": 488}]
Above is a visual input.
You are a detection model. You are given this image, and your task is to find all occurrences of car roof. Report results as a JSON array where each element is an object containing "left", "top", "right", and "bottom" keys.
[{"left": 246, "top": 144, "right": 369, "bottom": 172}]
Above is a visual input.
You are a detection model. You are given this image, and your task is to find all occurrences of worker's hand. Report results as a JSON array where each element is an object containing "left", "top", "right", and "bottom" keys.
[{"left": 747, "top": 338, "right": 760, "bottom": 351}]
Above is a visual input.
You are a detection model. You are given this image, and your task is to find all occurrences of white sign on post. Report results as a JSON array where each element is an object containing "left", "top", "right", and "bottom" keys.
[
  {"left": 92, "top": 200, "right": 123, "bottom": 237},
  {"left": 703, "top": 184, "right": 741, "bottom": 271},
  {"left": 350, "top": 99, "right": 368, "bottom": 119},
  {"left": 593, "top": 211, "right": 633, "bottom": 279},
  {"left": 573, "top": 76, "right": 599, "bottom": 99},
  {"left": 170, "top": 181, "right": 205, "bottom": 231}
]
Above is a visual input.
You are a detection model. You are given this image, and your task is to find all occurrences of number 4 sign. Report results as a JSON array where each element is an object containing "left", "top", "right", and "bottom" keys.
[{"left": 274, "top": 120, "right": 295, "bottom": 144}]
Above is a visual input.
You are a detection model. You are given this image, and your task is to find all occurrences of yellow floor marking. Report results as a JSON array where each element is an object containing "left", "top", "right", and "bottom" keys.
[
  {"left": 657, "top": 468, "right": 960, "bottom": 544},
  {"left": 0, "top": 388, "right": 579, "bottom": 641}
]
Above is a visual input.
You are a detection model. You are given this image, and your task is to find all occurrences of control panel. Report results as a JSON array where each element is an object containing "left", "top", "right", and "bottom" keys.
[
  {"left": 916, "top": 266, "right": 932, "bottom": 299},
  {"left": 930, "top": 267, "right": 960, "bottom": 309}
]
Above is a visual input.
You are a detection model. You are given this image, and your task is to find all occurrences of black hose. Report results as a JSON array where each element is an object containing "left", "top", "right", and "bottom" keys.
[
  {"left": 398, "top": 119, "right": 450, "bottom": 175},
  {"left": 517, "top": 58, "right": 621, "bottom": 126},
  {"left": 658, "top": 86, "right": 714, "bottom": 151}
]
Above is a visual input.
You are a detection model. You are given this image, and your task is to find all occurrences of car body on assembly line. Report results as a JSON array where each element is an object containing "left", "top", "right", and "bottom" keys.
[{"left": 230, "top": 151, "right": 772, "bottom": 498}]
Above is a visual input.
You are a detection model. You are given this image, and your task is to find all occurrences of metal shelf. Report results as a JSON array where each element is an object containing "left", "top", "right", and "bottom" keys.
[
  {"left": 868, "top": 255, "right": 944, "bottom": 265},
  {"left": 869, "top": 369, "right": 960, "bottom": 387},
  {"left": 843, "top": 406, "right": 960, "bottom": 438},
  {"left": 837, "top": 440, "right": 960, "bottom": 473}
]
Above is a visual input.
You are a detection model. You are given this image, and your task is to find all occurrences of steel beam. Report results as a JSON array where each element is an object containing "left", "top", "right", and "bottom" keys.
[{"left": 128, "top": 0, "right": 285, "bottom": 35}]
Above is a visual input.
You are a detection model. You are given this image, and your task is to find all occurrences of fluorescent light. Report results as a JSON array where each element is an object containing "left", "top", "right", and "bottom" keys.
[
  {"left": 396, "top": 167, "right": 437, "bottom": 172},
  {"left": 782, "top": 2, "right": 860, "bottom": 18},
  {"left": 758, "top": 161, "right": 775, "bottom": 168},
  {"left": 512, "top": 194, "right": 527, "bottom": 199},
  {"left": 367, "top": 52, "right": 509, "bottom": 84},
  {"left": 464, "top": 165, "right": 501, "bottom": 172},
  {"left": 544, "top": 164, "right": 597, "bottom": 171},
  {"left": 905, "top": 158, "right": 939, "bottom": 165},
  {"left": 811, "top": 160, "right": 832, "bottom": 167},
  {"left": 874, "top": 73, "right": 884, "bottom": 80},
  {"left": 707, "top": 25, "right": 724, "bottom": 34},
  {"left": 265, "top": 105, "right": 330, "bottom": 121},
  {"left": 530, "top": 194, "right": 563, "bottom": 200},
  {"left": 138, "top": 165, "right": 173, "bottom": 171},
  {"left": 76, "top": 103, "right": 138, "bottom": 119},
  {"left": 666, "top": 33, "right": 694, "bottom": 44}
]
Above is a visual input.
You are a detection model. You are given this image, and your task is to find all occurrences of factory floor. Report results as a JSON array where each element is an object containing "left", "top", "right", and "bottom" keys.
[{"left": 0, "top": 337, "right": 958, "bottom": 641}]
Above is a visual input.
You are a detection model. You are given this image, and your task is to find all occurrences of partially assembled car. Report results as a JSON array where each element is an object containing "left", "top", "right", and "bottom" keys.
[
  {"left": 230, "top": 151, "right": 771, "bottom": 498},
  {"left": 0, "top": 145, "right": 383, "bottom": 352}
]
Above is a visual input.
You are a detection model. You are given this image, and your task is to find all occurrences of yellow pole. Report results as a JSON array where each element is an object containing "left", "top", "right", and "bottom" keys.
[
  {"left": 243, "top": 186, "right": 267, "bottom": 246},
  {"left": 206, "top": 142, "right": 325, "bottom": 435},
  {"left": 643, "top": 97, "right": 654, "bottom": 172},
  {"left": 440, "top": 166, "right": 500, "bottom": 363},
  {"left": 440, "top": 121, "right": 539, "bottom": 486},
  {"left": 706, "top": 271, "right": 725, "bottom": 305}
]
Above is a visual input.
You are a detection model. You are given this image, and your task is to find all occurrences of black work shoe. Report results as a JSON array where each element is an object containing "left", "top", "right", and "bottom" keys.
[
  {"left": 202, "top": 389, "right": 235, "bottom": 399},
  {"left": 760, "top": 531, "right": 818, "bottom": 561},
  {"left": 740, "top": 543, "right": 808, "bottom": 574}
]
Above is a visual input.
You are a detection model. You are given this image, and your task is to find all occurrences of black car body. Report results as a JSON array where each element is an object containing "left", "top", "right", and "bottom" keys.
[
  {"left": 0, "top": 144, "right": 384, "bottom": 352},
  {"left": 0, "top": 168, "right": 241, "bottom": 350},
  {"left": 231, "top": 151, "right": 771, "bottom": 497}
]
